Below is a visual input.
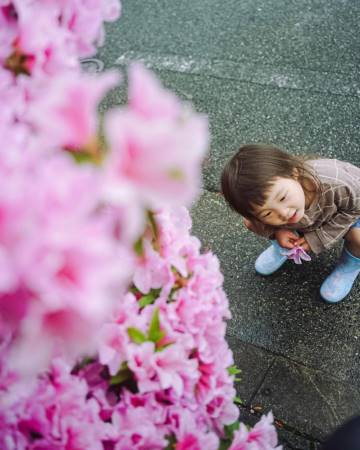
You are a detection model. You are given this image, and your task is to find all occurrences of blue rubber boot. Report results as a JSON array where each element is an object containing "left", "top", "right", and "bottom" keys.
[
  {"left": 320, "top": 247, "right": 360, "bottom": 303},
  {"left": 255, "top": 240, "right": 288, "bottom": 275}
]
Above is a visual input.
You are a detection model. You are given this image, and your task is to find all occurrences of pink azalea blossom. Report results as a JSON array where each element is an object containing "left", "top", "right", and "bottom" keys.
[
  {"left": 173, "top": 408, "right": 219, "bottom": 450},
  {"left": 105, "top": 64, "right": 209, "bottom": 208},
  {"left": 113, "top": 390, "right": 170, "bottom": 433},
  {"left": 129, "top": 62, "right": 181, "bottom": 120},
  {"left": 0, "top": 3, "right": 17, "bottom": 62},
  {"left": 30, "top": 71, "right": 120, "bottom": 150},
  {"left": 155, "top": 206, "right": 198, "bottom": 277},
  {"left": 58, "top": 0, "right": 122, "bottom": 56},
  {"left": 152, "top": 343, "right": 198, "bottom": 396},
  {"left": 229, "top": 412, "right": 282, "bottom": 450},
  {"left": 98, "top": 323, "right": 130, "bottom": 375},
  {"left": 133, "top": 239, "right": 172, "bottom": 294},
  {"left": 8, "top": 8, "right": 75, "bottom": 76},
  {"left": 0, "top": 152, "right": 134, "bottom": 373},
  {"left": 101, "top": 0, "right": 122, "bottom": 21},
  {"left": 0, "top": 359, "right": 113, "bottom": 450},
  {"left": 111, "top": 404, "right": 167, "bottom": 450}
]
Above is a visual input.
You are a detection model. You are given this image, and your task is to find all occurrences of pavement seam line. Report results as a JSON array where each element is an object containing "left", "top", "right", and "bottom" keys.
[
  {"left": 246, "top": 357, "right": 275, "bottom": 407},
  {"left": 225, "top": 330, "right": 354, "bottom": 387},
  {"left": 239, "top": 404, "right": 323, "bottom": 446},
  {"left": 303, "top": 367, "right": 340, "bottom": 429},
  {"left": 114, "top": 50, "right": 360, "bottom": 99}
]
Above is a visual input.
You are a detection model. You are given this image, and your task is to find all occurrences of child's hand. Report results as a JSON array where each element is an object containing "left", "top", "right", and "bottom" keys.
[
  {"left": 274, "top": 229, "right": 299, "bottom": 249},
  {"left": 294, "top": 236, "right": 311, "bottom": 252}
]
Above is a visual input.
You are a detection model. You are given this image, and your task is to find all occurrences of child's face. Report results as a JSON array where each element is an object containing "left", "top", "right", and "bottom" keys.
[{"left": 253, "top": 176, "right": 306, "bottom": 226}]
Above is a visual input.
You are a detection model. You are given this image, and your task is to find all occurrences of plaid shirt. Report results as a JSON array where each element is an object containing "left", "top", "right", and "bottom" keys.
[{"left": 255, "top": 159, "right": 360, "bottom": 254}]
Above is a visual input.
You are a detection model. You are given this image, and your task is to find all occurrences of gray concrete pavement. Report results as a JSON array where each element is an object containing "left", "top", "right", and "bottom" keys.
[{"left": 88, "top": 1, "right": 360, "bottom": 447}]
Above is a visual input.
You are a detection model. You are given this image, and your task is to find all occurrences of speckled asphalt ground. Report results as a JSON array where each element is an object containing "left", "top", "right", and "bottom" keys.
[{"left": 88, "top": 1, "right": 360, "bottom": 447}]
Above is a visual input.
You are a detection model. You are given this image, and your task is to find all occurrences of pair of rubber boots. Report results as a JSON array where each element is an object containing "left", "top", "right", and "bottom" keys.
[{"left": 255, "top": 240, "right": 360, "bottom": 303}]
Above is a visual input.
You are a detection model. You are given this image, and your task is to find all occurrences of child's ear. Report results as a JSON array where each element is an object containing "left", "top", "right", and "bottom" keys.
[{"left": 292, "top": 168, "right": 300, "bottom": 179}]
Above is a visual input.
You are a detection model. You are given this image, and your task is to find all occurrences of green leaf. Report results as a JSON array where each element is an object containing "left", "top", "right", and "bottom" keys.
[
  {"left": 130, "top": 285, "right": 140, "bottom": 295},
  {"left": 110, "top": 368, "right": 133, "bottom": 386},
  {"left": 233, "top": 396, "right": 243, "bottom": 405},
  {"left": 148, "top": 307, "right": 165, "bottom": 343},
  {"left": 70, "top": 151, "right": 94, "bottom": 164},
  {"left": 71, "top": 356, "right": 95, "bottom": 374},
  {"left": 138, "top": 288, "right": 162, "bottom": 308},
  {"left": 218, "top": 439, "right": 232, "bottom": 450},
  {"left": 147, "top": 210, "right": 159, "bottom": 240},
  {"left": 133, "top": 237, "right": 144, "bottom": 256},
  {"left": 164, "top": 434, "right": 176, "bottom": 450},
  {"left": 227, "top": 365, "right": 242, "bottom": 376},
  {"left": 127, "top": 327, "right": 147, "bottom": 344},
  {"left": 226, "top": 420, "right": 240, "bottom": 433},
  {"left": 223, "top": 420, "right": 241, "bottom": 441},
  {"left": 138, "top": 293, "right": 156, "bottom": 308},
  {"left": 167, "top": 286, "right": 179, "bottom": 302},
  {"left": 156, "top": 341, "right": 173, "bottom": 352},
  {"left": 152, "top": 287, "right": 162, "bottom": 297}
]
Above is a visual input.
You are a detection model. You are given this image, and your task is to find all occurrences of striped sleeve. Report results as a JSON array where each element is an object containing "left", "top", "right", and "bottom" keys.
[{"left": 304, "top": 183, "right": 360, "bottom": 254}]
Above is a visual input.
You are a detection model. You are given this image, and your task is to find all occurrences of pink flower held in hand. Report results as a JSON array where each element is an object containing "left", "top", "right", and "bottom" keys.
[{"left": 281, "top": 246, "right": 311, "bottom": 264}]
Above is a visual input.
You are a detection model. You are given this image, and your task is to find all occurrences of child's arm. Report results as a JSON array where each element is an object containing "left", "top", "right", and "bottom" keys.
[
  {"left": 243, "top": 219, "right": 299, "bottom": 248},
  {"left": 304, "top": 182, "right": 360, "bottom": 254}
]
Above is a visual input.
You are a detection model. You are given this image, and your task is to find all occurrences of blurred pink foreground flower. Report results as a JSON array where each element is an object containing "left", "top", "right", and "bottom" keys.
[
  {"left": 105, "top": 63, "right": 209, "bottom": 208},
  {"left": 30, "top": 71, "right": 120, "bottom": 151},
  {"left": 0, "top": 0, "right": 281, "bottom": 448}
]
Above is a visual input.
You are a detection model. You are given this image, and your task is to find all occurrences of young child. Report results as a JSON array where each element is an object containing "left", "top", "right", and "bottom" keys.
[{"left": 221, "top": 144, "right": 360, "bottom": 303}]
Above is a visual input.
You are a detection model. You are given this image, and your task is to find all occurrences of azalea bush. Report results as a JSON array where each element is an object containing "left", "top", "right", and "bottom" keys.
[{"left": 0, "top": 1, "right": 281, "bottom": 448}]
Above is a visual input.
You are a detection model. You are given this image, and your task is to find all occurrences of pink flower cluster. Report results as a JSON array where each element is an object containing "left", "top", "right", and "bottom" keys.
[
  {"left": 0, "top": 0, "right": 208, "bottom": 373},
  {"left": 0, "top": 208, "right": 281, "bottom": 449},
  {"left": 0, "top": 1, "right": 281, "bottom": 448}
]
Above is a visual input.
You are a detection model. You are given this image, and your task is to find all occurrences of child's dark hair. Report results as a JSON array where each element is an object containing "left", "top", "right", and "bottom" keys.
[{"left": 221, "top": 144, "right": 320, "bottom": 219}]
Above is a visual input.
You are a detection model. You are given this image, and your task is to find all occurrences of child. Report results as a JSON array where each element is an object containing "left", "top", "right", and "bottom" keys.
[{"left": 221, "top": 144, "right": 360, "bottom": 303}]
